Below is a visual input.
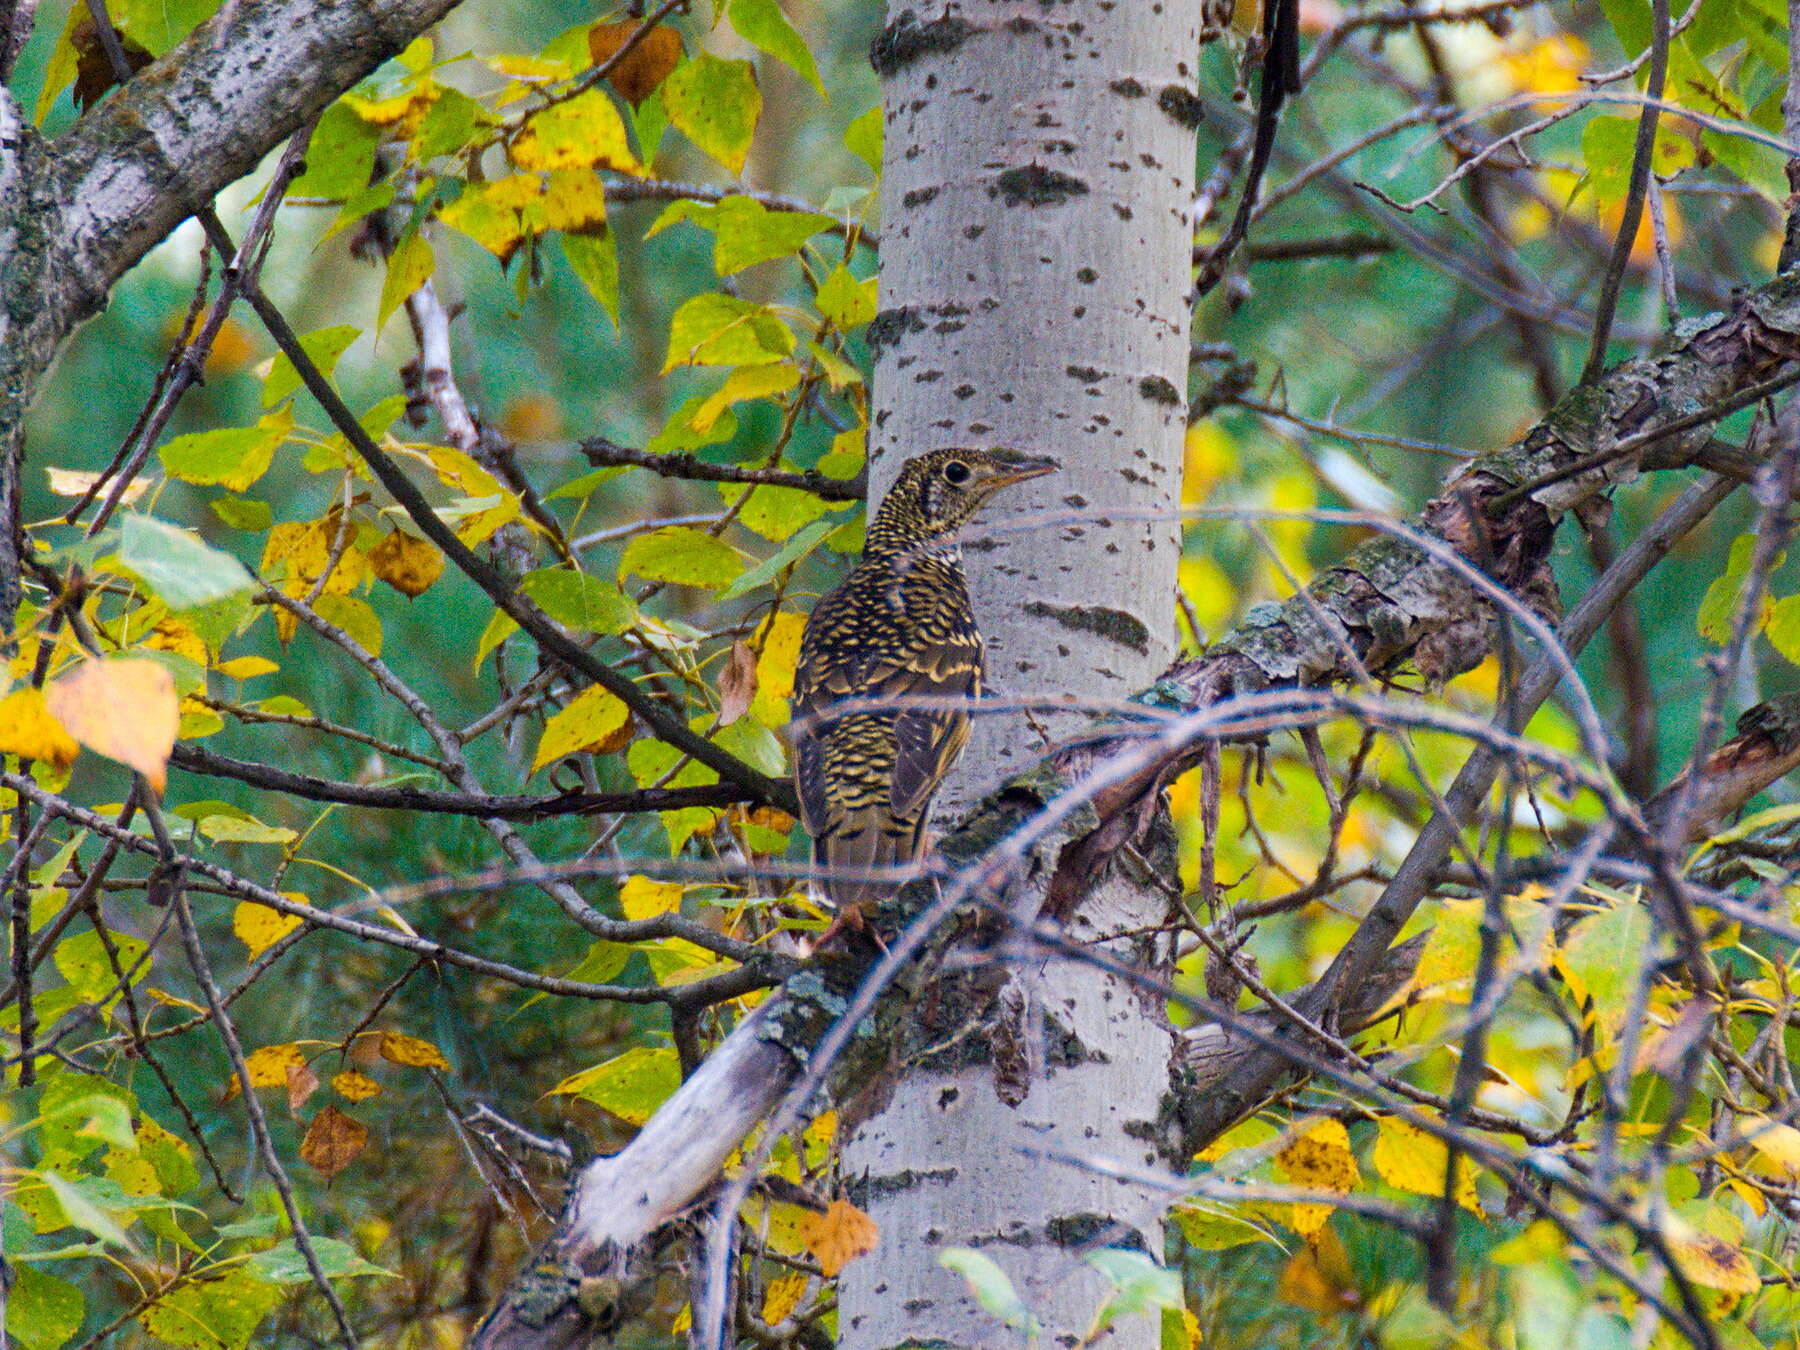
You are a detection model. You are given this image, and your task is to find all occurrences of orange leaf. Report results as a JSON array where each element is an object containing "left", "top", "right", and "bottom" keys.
[
  {"left": 588, "top": 21, "right": 682, "bottom": 104},
  {"left": 300, "top": 1105, "right": 369, "bottom": 1180},
  {"left": 799, "top": 1199, "right": 878, "bottom": 1277},
  {"left": 369, "top": 529, "right": 445, "bottom": 598},
  {"left": 44, "top": 657, "right": 179, "bottom": 790}
]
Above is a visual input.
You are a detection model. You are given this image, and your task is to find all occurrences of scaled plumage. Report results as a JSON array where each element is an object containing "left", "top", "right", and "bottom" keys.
[{"left": 793, "top": 448, "right": 1058, "bottom": 917}]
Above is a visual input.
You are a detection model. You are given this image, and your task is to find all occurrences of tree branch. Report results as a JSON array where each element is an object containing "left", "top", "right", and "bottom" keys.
[
  {"left": 170, "top": 743, "right": 756, "bottom": 818},
  {"left": 468, "top": 272, "right": 1800, "bottom": 1349}
]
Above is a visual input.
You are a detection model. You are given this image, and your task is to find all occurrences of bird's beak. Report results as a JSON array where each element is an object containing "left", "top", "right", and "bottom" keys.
[{"left": 987, "top": 454, "right": 1060, "bottom": 487}]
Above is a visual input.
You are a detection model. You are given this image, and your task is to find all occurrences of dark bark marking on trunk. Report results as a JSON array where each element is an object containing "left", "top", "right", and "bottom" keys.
[
  {"left": 869, "top": 10, "right": 978, "bottom": 76},
  {"left": 990, "top": 164, "right": 1090, "bottom": 207},
  {"left": 1156, "top": 84, "right": 1204, "bottom": 128},
  {"left": 1022, "top": 601, "right": 1152, "bottom": 655}
]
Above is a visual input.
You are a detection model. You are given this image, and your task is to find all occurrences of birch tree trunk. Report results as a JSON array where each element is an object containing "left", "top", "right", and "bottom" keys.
[{"left": 843, "top": 5, "right": 1200, "bottom": 1345}]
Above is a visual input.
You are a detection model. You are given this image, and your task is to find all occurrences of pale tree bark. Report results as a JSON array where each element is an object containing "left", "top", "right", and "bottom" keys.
[
  {"left": 0, "top": 0, "right": 462, "bottom": 632},
  {"left": 842, "top": 4, "right": 1200, "bottom": 1347}
]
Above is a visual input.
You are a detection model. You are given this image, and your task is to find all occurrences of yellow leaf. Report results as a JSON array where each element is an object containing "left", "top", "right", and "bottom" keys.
[
  {"left": 215, "top": 656, "right": 278, "bottom": 680},
  {"left": 378, "top": 232, "right": 434, "bottom": 331},
  {"left": 1742, "top": 1113, "right": 1800, "bottom": 1182},
  {"left": 0, "top": 688, "right": 80, "bottom": 770},
  {"left": 1661, "top": 1210, "right": 1760, "bottom": 1295},
  {"left": 45, "top": 658, "right": 179, "bottom": 791},
  {"left": 232, "top": 902, "right": 303, "bottom": 959},
  {"left": 299, "top": 1105, "right": 368, "bottom": 1180},
  {"left": 533, "top": 685, "right": 632, "bottom": 771},
  {"left": 761, "top": 1273, "right": 807, "bottom": 1327},
  {"left": 369, "top": 529, "right": 445, "bottom": 598},
  {"left": 1371, "top": 1116, "right": 1479, "bottom": 1212},
  {"left": 379, "top": 1031, "right": 451, "bottom": 1070},
  {"left": 236, "top": 1044, "right": 309, "bottom": 1097},
  {"left": 1276, "top": 1118, "right": 1359, "bottom": 1237},
  {"left": 800, "top": 1199, "right": 878, "bottom": 1277},
  {"left": 620, "top": 875, "right": 683, "bottom": 920},
  {"left": 512, "top": 88, "right": 638, "bottom": 172},
  {"left": 145, "top": 618, "right": 208, "bottom": 666},
  {"left": 690, "top": 363, "right": 800, "bottom": 434},
  {"left": 541, "top": 168, "right": 608, "bottom": 233},
  {"left": 1276, "top": 1228, "right": 1360, "bottom": 1315},
  {"left": 332, "top": 1071, "right": 382, "bottom": 1102},
  {"left": 751, "top": 610, "right": 806, "bottom": 726}
]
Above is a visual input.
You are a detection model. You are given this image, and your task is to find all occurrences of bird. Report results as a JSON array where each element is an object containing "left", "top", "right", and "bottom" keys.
[{"left": 792, "top": 447, "right": 1058, "bottom": 932}]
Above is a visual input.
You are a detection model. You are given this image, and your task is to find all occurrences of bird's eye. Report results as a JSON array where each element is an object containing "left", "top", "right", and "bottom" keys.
[{"left": 942, "top": 460, "right": 971, "bottom": 485}]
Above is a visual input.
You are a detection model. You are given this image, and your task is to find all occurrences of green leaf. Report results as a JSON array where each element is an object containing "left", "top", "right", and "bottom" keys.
[
  {"left": 620, "top": 527, "right": 744, "bottom": 588},
  {"left": 561, "top": 230, "right": 620, "bottom": 324},
  {"left": 1704, "top": 126, "right": 1788, "bottom": 200},
  {"left": 714, "top": 717, "right": 785, "bottom": 775},
  {"left": 116, "top": 0, "right": 217, "bottom": 55},
  {"left": 663, "top": 53, "right": 761, "bottom": 173},
  {"left": 42, "top": 1093, "right": 137, "bottom": 1152},
  {"left": 287, "top": 102, "right": 383, "bottom": 200},
  {"left": 137, "top": 1269, "right": 283, "bottom": 1350},
  {"left": 844, "top": 104, "right": 881, "bottom": 174},
  {"left": 1556, "top": 887, "right": 1652, "bottom": 1037},
  {"left": 210, "top": 497, "right": 273, "bottom": 531},
  {"left": 246, "top": 1236, "right": 395, "bottom": 1283},
  {"left": 377, "top": 231, "right": 435, "bottom": 332},
  {"left": 647, "top": 394, "right": 740, "bottom": 455},
  {"left": 198, "top": 815, "right": 298, "bottom": 845},
  {"left": 650, "top": 196, "right": 832, "bottom": 275},
  {"left": 6, "top": 1265, "right": 84, "bottom": 1350},
  {"left": 55, "top": 930, "right": 148, "bottom": 1004},
  {"left": 721, "top": 482, "right": 833, "bottom": 542},
  {"left": 1768, "top": 594, "right": 1800, "bottom": 665},
  {"left": 159, "top": 416, "right": 288, "bottom": 492},
  {"left": 548, "top": 1045, "right": 680, "bottom": 1124},
  {"left": 263, "top": 325, "right": 360, "bottom": 407},
  {"left": 474, "top": 609, "right": 520, "bottom": 671},
  {"left": 939, "top": 1248, "right": 1039, "bottom": 1334},
  {"left": 815, "top": 264, "right": 877, "bottom": 328},
  {"left": 663, "top": 293, "right": 794, "bottom": 371},
  {"left": 413, "top": 86, "right": 486, "bottom": 162},
  {"left": 1695, "top": 533, "right": 1767, "bottom": 643},
  {"left": 313, "top": 594, "right": 383, "bottom": 658},
  {"left": 728, "top": 0, "right": 823, "bottom": 93},
  {"left": 720, "top": 516, "right": 840, "bottom": 600},
  {"left": 41, "top": 1171, "right": 134, "bottom": 1249},
  {"left": 1085, "top": 1249, "right": 1183, "bottom": 1329},
  {"left": 520, "top": 568, "right": 638, "bottom": 633}
]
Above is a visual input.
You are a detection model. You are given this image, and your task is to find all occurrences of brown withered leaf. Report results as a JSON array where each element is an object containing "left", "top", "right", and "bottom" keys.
[
  {"left": 587, "top": 21, "right": 682, "bottom": 105},
  {"left": 300, "top": 1106, "right": 369, "bottom": 1180},
  {"left": 718, "top": 639, "right": 758, "bottom": 727},
  {"left": 286, "top": 1061, "right": 320, "bottom": 1114},
  {"left": 72, "top": 19, "right": 153, "bottom": 112},
  {"left": 369, "top": 528, "right": 446, "bottom": 598}
]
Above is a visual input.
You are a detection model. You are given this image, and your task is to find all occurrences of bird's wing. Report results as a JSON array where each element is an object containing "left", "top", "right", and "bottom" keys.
[{"left": 877, "top": 635, "right": 980, "bottom": 823}]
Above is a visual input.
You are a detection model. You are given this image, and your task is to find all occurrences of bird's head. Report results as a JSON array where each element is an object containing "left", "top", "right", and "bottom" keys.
[{"left": 869, "top": 448, "right": 1059, "bottom": 553}]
